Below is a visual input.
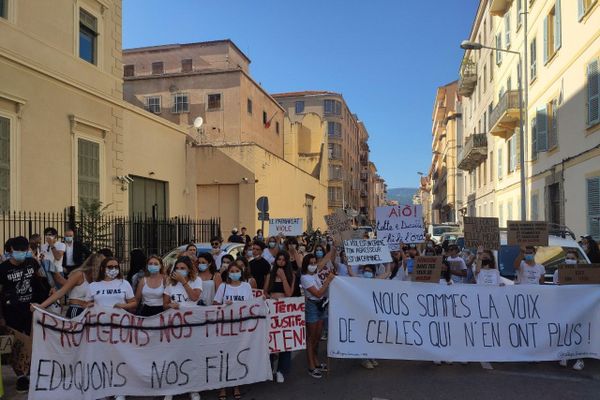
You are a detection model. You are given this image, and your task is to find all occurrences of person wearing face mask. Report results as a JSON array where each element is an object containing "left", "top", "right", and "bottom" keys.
[
  {"left": 446, "top": 244, "right": 468, "bottom": 284},
  {"left": 263, "top": 236, "right": 279, "bottom": 265},
  {"left": 87, "top": 257, "right": 137, "bottom": 311},
  {"left": 163, "top": 256, "right": 202, "bottom": 310},
  {"left": 253, "top": 229, "right": 265, "bottom": 243},
  {"left": 28, "top": 234, "right": 42, "bottom": 262},
  {"left": 475, "top": 247, "right": 502, "bottom": 286},
  {"left": 300, "top": 253, "right": 335, "bottom": 379},
  {"left": 210, "top": 236, "right": 227, "bottom": 269},
  {"left": 196, "top": 252, "right": 222, "bottom": 306},
  {"left": 61, "top": 229, "right": 90, "bottom": 276},
  {"left": 580, "top": 235, "right": 600, "bottom": 263},
  {"left": 40, "top": 227, "right": 66, "bottom": 289},
  {"left": 0, "top": 236, "right": 50, "bottom": 394},
  {"left": 250, "top": 241, "right": 271, "bottom": 291},
  {"left": 219, "top": 254, "right": 235, "bottom": 280},
  {"left": 133, "top": 255, "right": 167, "bottom": 317},
  {"left": 514, "top": 246, "right": 545, "bottom": 285}
]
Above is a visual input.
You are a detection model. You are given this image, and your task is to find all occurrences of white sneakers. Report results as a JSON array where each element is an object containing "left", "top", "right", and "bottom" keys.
[
  {"left": 163, "top": 396, "right": 173, "bottom": 400},
  {"left": 275, "top": 371, "right": 285, "bottom": 383},
  {"left": 361, "top": 359, "right": 374, "bottom": 369},
  {"left": 480, "top": 362, "right": 494, "bottom": 370},
  {"left": 114, "top": 396, "right": 126, "bottom": 400},
  {"left": 573, "top": 359, "right": 585, "bottom": 371}
]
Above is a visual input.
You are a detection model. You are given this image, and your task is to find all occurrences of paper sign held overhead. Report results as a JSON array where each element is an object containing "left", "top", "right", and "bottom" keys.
[
  {"left": 376, "top": 205, "right": 424, "bottom": 250},
  {"left": 325, "top": 210, "right": 352, "bottom": 244},
  {"left": 463, "top": 217, "right": 500, "bottom": 249},
  {"left": 507, "top": 221, "right": 549, "bottom": 246},
  {"left": 269, "top": 218, "right": 303, "bottom": 237},
  {"left": 343, "top": 239, "right": 392, "bottom": 265}
]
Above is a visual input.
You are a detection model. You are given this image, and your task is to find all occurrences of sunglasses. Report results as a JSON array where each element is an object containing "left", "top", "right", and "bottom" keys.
[
  {"left": 106, "top": 264, "right": 119, "bottom": 268},
  {"left": 211, "top": 242, "right": 220, "bottom": 246}
]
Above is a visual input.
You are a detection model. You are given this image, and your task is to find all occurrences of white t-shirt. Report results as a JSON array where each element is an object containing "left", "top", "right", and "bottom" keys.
[
  {"left": 164, "top": 277, "right": 203, "bottom": 307},
  {"left": 301, "top": 274, "right": 323, "bottom": 301},
  {"left": 391, "top": 264, "right": 410, "bottom": 281},
  {"left": 213, "top": 251, "right": 227, "bottom": 269},
  {"left": 447, "top": 256, "right": 468, "bottom": 284},
  {"left": 213, "top": 282, "right": 253, "bottom": 304},
  {"left": 516, "top": 261, "right": 546, "bottom": 285},
  {"left": 41, "top": 242, "right": 66, "bottom": 273},
  {"left": 65, "top": 243, "right": 75, "bottom": 267},
  {"left": 87, "top": 279, "right": 134, "bottom": 308},
  {"left": 476, "top": 268, "right": 501, "bottom": 286}
]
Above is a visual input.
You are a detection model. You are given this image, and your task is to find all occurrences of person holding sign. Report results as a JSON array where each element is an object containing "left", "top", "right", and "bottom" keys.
[
  {"left": 134, "top": 255, "right": 167, "bottom": 317},
  {"left": 446, "top": 245, "right": 468, "bottom": 284},
  {"left": 163, "top": 256, "right": 202, "bottom": 309},
  {"left": 514, "top": 247, "right": 545, "bottom": 285},
  {"left": 300, "top": 253, "right": 335, "bottom": 379},
  {"left": 475, "top": 247, "right": 503, "bottom": 287}
]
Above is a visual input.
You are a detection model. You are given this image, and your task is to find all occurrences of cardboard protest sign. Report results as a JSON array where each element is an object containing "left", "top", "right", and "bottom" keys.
[
  {"left": 328, "top": 277, "right": 600, "bottom": 362},
  {"left": 266, "top": 298, "right": 306, "bottom": 353},
  {"left": 507, "top": 221, "right": 549, "bottom": 246},
  {"left": 1, "top": 327, "right": 31, "bottom": 374},
  {"left": 343, "top": 239, "right": 392, "bottom": 265},
  {"left": 414, "top": 256, "right": 443, "bottom": 283},
  {"left": 557, "top": 264, "right": 600, "bottom": 285},
  {"left": 0, "top": 335, "right": 13, "bottom": 354},
  {"left": 376, "top": 205, "right": 424, "bottom": 250},
  {"left": 269, "top": 218, "right": 303, "bottom": 237},
  {"left": 325, "top": 210, "right": 352, "bottom": 244},
  {"left": 463, "top": 217, "right": 500, "bottom": 249},
  {"left": 29, "top": 303, "right": 272, "bottom": 400}
]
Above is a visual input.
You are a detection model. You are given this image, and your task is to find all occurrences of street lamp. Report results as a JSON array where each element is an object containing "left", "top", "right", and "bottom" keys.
[{"left": 460, "top": 40, "right": 527, "bottom": 222}]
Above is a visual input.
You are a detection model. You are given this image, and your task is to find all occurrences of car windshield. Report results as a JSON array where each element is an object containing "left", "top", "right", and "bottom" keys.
[
  {"left": 163, "top": 246, "right": 212, "bottom": 269},
  {"left": 433, "top": 226, "right": 458, "bottom": 235},
  {"left": 498, "top": 245, "right": 588, "bottom": 278}
]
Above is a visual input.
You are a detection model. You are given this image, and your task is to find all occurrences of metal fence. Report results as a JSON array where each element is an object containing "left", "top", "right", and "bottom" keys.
[{"left": 0, "top": 209, "right": 221, "bottom": 271}]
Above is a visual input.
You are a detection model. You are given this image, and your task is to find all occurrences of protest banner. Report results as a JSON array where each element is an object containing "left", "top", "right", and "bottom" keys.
[
  {"left": 252, "top": 288, "right": 265, "bottom": 298},
  {"left": 28, "top": 301, "right": 272, "bottom": 400},
  {"left": 557, "top": 264, "right": 600, "bottom": 285},
  {"left": 343, "top": 239, "right": 392, "bottom": 265},
  {"left": 328, "top": 277, "right": 600, "bottom": 362},
  {"left": 464, "top": 217, "right": 500, "bottom": 249},
  {"left": 325, "top": 210, "right": 352, "bottom": 244},
  {"left": 414, "top": 256, "right": 443, "bottom": 283},
  {"left": 507, "top": 221, "right": 549, "bottom": 246},
  {"left": 266, "top": 297, "right": 306, "bottom": 353},
  {"left": 269, "top": 218, "right": 303, "bottom": 237},
  {"left": 375, "top": 205, "right": 424, "bottom": 250}
]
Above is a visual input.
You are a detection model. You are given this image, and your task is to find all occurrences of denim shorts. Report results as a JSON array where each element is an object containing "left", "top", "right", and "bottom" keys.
[{"left": 305, "top": 298, "right": 327, "bottom": 324}]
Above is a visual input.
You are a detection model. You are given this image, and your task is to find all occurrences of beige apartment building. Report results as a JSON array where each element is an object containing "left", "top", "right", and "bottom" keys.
[
  {"left": 0, "top": 0, "right": 195, "bottom": 218},
  {"left": 455, "top": 0, "right": 600, "bottom": 239},
  {"left": 429, "top": 81, "right": 463, "bottom": 224},
  {"left": 123, "top": 42, "right": 328, "bottom": 233},
  {"left": 274, "top": 91, "right": 379, "bottom": 222}
]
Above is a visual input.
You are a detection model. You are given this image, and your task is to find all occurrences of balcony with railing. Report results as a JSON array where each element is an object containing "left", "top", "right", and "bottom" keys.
[
  {"left": 489, "top": 90, "right": 520, "bottom": 138},
  {"left": 458, "top": 59, "right": 477, "bottom": 97},
  {"left": 457, "top": 133, "right": 488, "bottom": 171}
]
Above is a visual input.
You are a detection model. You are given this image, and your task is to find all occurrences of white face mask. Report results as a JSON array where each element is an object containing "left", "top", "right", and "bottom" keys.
[
  {"left": 308, "top": 264, "right": 318, "bottom": 273},
  {"left": 565, "top": 259, "right": 577, "bottom": 265},
  {"left": 106, "top": 268, "right": 119, "bottom": 279}
]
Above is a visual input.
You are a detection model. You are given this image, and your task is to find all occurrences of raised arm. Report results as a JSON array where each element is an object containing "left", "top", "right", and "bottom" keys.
[{"left": 34, "top": 271, "right": 82, "bottom": 310}]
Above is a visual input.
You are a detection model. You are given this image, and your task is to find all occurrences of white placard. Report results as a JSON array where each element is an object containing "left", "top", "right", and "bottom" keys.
[
  {"left": 29, "top": 302, "right": 272, "bottom": 400},
  {"left": 343, "top": 239, "right": 392, "bottom": 266},
  {"left": 328, "top": 277, "right": 600, "bottom": 362},
  {"left": 376, "top": 205, "right": 424, "bottom": 250},
  {"left": 267, "top": 297, "right": 306, "bottom": 353},
  {"left": 269, "top": 218, "right": 303, "bottom": 236}
]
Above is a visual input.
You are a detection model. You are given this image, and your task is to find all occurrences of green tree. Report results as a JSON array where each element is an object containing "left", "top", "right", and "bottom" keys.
[{"left": 77, "top": 199, "right": 113, "bottom": 252}]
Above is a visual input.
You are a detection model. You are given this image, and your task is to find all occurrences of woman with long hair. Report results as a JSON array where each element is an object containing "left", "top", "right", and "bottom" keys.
[
  {"left": 134, "top": 255, "right": 167, "bottom": 317},
  {"left": 196, "top": 252, "right": 222, "bottom": 305},
  {"left": 163, "top": 256, "right": 202, "bottom": 310},
  {"left": 87, "top": 257, "right": 137, "bottom": 311}
]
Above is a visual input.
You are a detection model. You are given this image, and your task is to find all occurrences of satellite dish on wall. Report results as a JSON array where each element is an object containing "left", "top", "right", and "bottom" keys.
[{"left": 193, "top": 117, "right": 204, "bottom": 129}]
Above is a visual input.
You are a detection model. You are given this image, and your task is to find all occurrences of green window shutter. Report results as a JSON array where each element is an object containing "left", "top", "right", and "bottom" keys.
[
  {"left": 531, "top": 117, "right": 537, "bottom": 160},
  {"left": 543, "top": 16, "right": 549, "bottom": 64},
  {"left": 0, "top": 116, "right": 9, "bottom": 212},
  {"left": 588, "top": 59, "right": 600, "bottom": 125},
  {"left": 77, "top": 138, "right": 100, "bottom": 206},
  {"left": 536, "top": 105, "right": 548, "bottom": 152},
  {"left": 578, "top": 0, "right": 585, "bottom": 20},
  {"left": 531, "top": 193, "right": 539, "bottom": 221},
  {"left": 498, "top": 147, "right": 503, "bottom": 178},
  {"left": 510, "top": 135, "right": 517, "bottom": 171},
  {"left": 549, "top": 99, "right": 558, "bottom": 148},
  {"left": 554, "top": 0, "right": 562, "bottom": 51},
  {"left": 588, "top": 177, "right": 600, "bottom": 240}
]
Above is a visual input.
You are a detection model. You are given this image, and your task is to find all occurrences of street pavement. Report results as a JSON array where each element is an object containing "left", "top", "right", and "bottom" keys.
[{"left": 4, "top": 351, "right": 600, "bottom": 400}]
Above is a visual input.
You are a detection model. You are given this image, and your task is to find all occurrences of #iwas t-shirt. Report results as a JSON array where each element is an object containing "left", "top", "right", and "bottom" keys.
[
  {"left": 476, "top": 268, "right": 501, "bottom": 286},
  {"left": 517, "top": 262, "right": 546, "bottom": 284},
  {"left": 87, "top": 279, "right": 135, "bottom": 307},
  {"left": 164, "top": 277, "right": 203, "bottom": 307},
  {"left": 213, "top": 282, "right": 253, "bottom": 304}
]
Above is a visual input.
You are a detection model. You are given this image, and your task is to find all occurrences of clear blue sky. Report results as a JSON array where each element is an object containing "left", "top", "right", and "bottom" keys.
[{"left": 123, "top": 0, "right": 479, "bottom": 188}]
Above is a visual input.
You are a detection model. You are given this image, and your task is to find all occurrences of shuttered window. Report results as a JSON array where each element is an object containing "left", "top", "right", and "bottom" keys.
[
  {"left": 588, "top": 59, "right": 600, "bottom": 125},
  {"left": 536, "top": 105, "right": 548, "bottom": 152},
  {"left": 498, "top": 147, "right": 503, "bottom": 179},
  {"left": 496, "top": 35, "right": 503, "bottom": 65},
  {"left": 587, "top": 177, "right": 600, "bottom": 240},
  {"left": 531, "top": 193, "right": 539, "bottom": 221},
  {"left": 579, "top": 0, "right": 598, "bottom": 20},
  {"left": 0, "top": 117, "right": 9, "bottom": 212},
  {"left": 504, "top": 14, "right": 511, "bottom": 48},
  {"left": 548, "top": 99, "right": 558, "bottom": 149},
  {"left": 78, "top": 138, "right": 100, "bottom": 205},
  {"left": 531, "top": 117, "right": 537, "bottom": 160},
  {"left": 530, "top": 38, "right": 537, "bottom": 81}
]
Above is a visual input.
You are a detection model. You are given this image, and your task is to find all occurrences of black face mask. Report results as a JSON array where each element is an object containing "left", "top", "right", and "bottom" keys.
[{"left": 481, "top": 259, "right": 492, "bottom": 267}]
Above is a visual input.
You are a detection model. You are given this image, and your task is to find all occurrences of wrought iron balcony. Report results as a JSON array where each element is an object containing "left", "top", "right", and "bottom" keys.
[
  {"left": 489, "top": 90, "right": 521, "bottom": 138},
  {"left": 457, "top": 133, "right": 488, "bottom": 171},
  {"left": 458, "top": 59, "right": 477, "bottom": 97}
]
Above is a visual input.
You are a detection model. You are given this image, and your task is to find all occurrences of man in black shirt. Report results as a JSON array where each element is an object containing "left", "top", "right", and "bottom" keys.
[{"left": 249, "top": 241, "right": 271, "bottom": 291}]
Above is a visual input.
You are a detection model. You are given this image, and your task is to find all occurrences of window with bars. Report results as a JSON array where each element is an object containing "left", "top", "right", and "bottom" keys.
[
  {"left": 328, "top": 122, "right": 341, "bottom": 138},
  {"left": 79, "top": 9, "right": 97, "bottom": 64},
  {"left": 0, "top": 116, "right": 10, "bottom": 212},
  {"left": 207, "top": 94, "right": 221, "bottom": 111},
  {"left": 172, "top": 93, "right": 189, "bottom": 113},
  {"left": 146, "top": 96, "right": 161, "bottom": 114},
  {"left": 78, "top": 138, "right": 100, "bottom": 205},
  {"left": 124, "top": 64, "right": 134, "bottom": 77},
  {"left": 152, "top": 62, "right": 164, "bottom": 75}
]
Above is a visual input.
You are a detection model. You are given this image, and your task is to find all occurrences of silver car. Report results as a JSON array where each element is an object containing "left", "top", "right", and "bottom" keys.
[{"left": 162, "top": 242, "right": 246, "bottom": 269}]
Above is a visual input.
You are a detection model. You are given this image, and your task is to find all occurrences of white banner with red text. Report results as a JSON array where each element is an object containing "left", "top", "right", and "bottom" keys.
[
  {"left": 29, "top": 301, "right": 272, "bottom": 400},
  {"left": 267, "top": 297, "right": 306, "bottom": 353},
  {"left": 328, "top": 277, "right": 600, "bottom": 362}
]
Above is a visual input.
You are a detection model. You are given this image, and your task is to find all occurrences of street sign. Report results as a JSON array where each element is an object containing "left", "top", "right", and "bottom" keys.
[
  {"left": 257, "top": 196, "right": 269, "bottom": 212},
  {"left": 258, "top": 212, "right": 270, "bottom": 221}
]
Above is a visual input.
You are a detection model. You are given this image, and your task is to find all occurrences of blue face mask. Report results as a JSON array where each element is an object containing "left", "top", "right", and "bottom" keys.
[
  {"left": 269, "top": 242, "right": 276, "bottom": 249},
  {"left": 363, "top": 271, "right": 374, "bottom": 279},
  {"left": 229, "top": 272, "right": 242, "bottom": 281},
  {"left": 315, "top": 250, "right": 324, "bottom": 258},
  {"left": 11, "top": 251, "right": 27, "bottom": 262},
  {"left": 198, "top": 263, "right": 209, "bottom": 272},
  {"left": 406, "top": 258, "right": 414, "bottom": 273},
  {"left": 176, "top": 269, "right": 189, "bottom": 278},
  {"left": 25, "top": 251, "right": 33, "bottom": 258},
  {"left": 147, "top": 264, "right": 160, "bottom": 274},
  {"left": 525, "top": 254, "right": 535, "bottom": 262}
]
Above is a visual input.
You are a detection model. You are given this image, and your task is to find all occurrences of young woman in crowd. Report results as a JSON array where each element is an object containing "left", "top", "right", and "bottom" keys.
[
  {"left": 196, "top": 252, "right": 222, "bottom": 305},
  {"left": 127, "top": 248, "right": 147, "bottom": 293},
  {"left": 213, "top": 262, "right": 254, "bottom": 399},
  {"left": 475, "top": 247, "right": 502, "bottom": 286},
  {"left": 242, "top": 242, "right": 254, "bottom": 262},
  {"left": 514, "top": 246, "right": 546, "bottom": 284},
  {"left": 234, "top": 257, "right": 257, "bottom": 288},
  {"left": 390, "top": 249, "right": 409, "bottom": 281},
  {"left": 553, "top": 249, "right": 585, "bottom": 371},
  {"left": 581, "top": 235, "right": 600, "bottom": 263},
  {"left": 34, "top": 253, "right": 105, "bottom": 317},
  {"left": 301, "top": 253, "right": 335, "bottom": 379},
  {"left": 182, "top": 244, "right": 198, "bottom": 263},
  {"left": 134, "top": 255, "right": 167, "bottom": 317},
  {"left": 87, "top": 257, "right": 137, "bottom": 311},
  {"left": 334, "top": 250, "right": 357, "bottom": 277},
  {"left": 263, "top": 236, "right": 279, "bottom": 264},
  {"left": 445, "top": 244, "right": 468, "bottom": 284},
  {"left": 219, "top": 254, "right": 235, "bottom": 281},
  {"left": 163, "top": 256, "right": 202, "bottom": 310},
  {"left": 266, "top": 251, "right": 296, "bottom": 383},
  {"left": 253, "top": 229, "right": 265, "bottom": 243}
]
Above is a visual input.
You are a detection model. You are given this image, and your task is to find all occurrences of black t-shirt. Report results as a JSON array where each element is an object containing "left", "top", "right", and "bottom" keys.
[
  {"left": 249, "top": 257, "right": 271, "bottom": 289},
  {"left": 0, "top": 258, "right": 41, "bottom": 306},
  {"left": 228, "top": 234, "right": 245, "bottom": 244}
]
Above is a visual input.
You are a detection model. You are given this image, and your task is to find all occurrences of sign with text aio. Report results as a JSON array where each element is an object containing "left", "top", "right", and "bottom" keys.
[
  {"left": 269, "top": 218, "right": 303, "bottom": 237},
  {"left": 376, "top": 205, "right": 424, "bottom": 250}
]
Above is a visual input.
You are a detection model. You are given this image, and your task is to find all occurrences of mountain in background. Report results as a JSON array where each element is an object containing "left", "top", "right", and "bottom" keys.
[{"left": 387, "top": 187, "right": 418, "bottom": 205}]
